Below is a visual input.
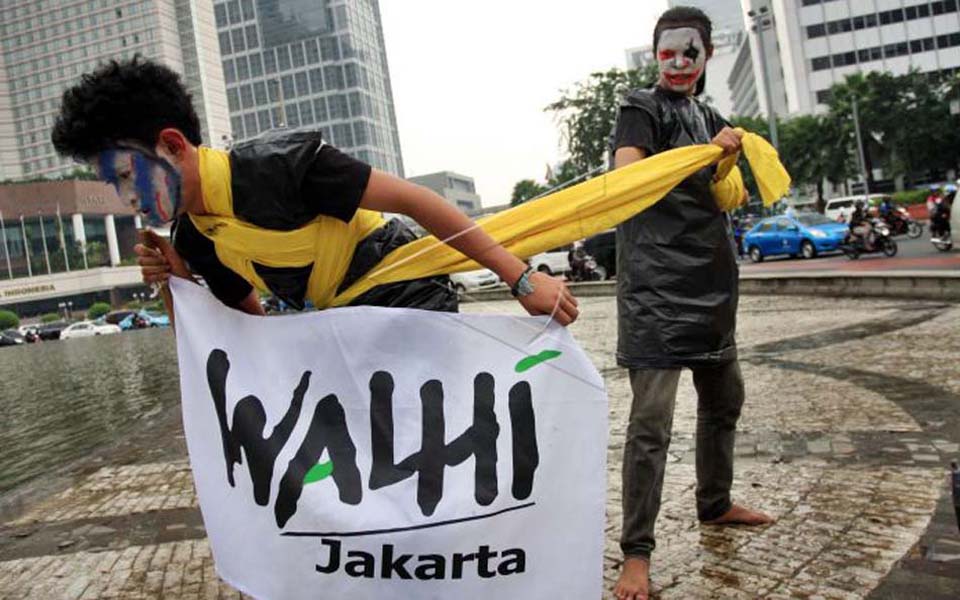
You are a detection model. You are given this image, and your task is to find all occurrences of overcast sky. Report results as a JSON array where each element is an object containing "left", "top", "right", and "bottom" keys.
[{"left": 379, "top": 1, "right": 667, "bottom": 207}]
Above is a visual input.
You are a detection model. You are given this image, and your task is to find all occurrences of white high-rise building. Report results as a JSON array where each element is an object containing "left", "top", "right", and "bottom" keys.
[
  {"left": 0, "top": 0, "right": 231, "bottom": 181},
  {"left": 733, "top": 0, "right": 960, "bottom": 117},
  {"left": 668, "top": 0, "right": 746, "bottom": 36}
]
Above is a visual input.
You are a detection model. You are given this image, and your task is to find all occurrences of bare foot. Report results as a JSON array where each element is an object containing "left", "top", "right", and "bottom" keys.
[
  {"left": 702, "top": 503, "right": 774, "bottom": 526},
  {"left": 613, "top": 556, "right": 649, "bottom": 600}
]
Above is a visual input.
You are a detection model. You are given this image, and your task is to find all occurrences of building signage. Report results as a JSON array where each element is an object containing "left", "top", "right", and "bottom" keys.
[{"left": 1, "top": 283, "right": 56, "bottom": 298}]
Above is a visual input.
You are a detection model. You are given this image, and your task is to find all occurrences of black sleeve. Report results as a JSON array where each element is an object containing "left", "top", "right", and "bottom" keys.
[
  {"left": 300, "top": 144, "right": 373, "bottom": 223},
  {"left": 172, "top": 217, "right": 253, "bottom": 307},
  {"left": 613, "top": 106, "right": 659, "bottom": 157}
]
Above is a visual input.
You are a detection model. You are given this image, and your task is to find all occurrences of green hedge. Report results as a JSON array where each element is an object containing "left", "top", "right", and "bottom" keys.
[
  {"left": 87, "top": 302, "right": 112, "bottom": 320},
  {"left": 0, "top": 310, "right": 19, "bottom": 330},
  {"left": 891, "top": 189, "right": 929, "bottom": 206},
  {"left": 40, "top": 312, "right": 60, "bottom": 323}
]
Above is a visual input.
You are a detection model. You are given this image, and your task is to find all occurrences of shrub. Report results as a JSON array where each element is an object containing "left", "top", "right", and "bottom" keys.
[
  {"left": 892, "top": 189, "right": 928, "bottom": 206},
  {"left": 0, "top": 310, "right": 19, "bottom": 329},
  {"left": 40, "top": 312, "right": 60, "bottom": 323},
  {"left": 87, "top": 302, "right": 112, "bottom": 320}
]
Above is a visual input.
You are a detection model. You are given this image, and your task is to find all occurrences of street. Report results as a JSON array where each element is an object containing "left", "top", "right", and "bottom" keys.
[{"left": 741, "top": 236, "right": 960, "bottom": 273}]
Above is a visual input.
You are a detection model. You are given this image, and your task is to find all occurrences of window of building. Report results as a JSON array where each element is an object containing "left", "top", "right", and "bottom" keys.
[
  {"left": 320, "top": 37, "right": 340, "bottom": 61},
  {"left": 241, "top": 0, "right": 255, "bottom": 21},
  {"left": 286, "top": 104, "right": 300, "bottom": 128},
  {"left": 215, "top": 3, "right": 228, "bottom": 28},
  {"left": 253, "top": 81, "right": 267, "bottom": 105},
  {"left": 305, "top": 39, "right": 320, "bottom": 64},
  {"left": 299, "top": 100, "right": 314, "bottom": 125},
  {"left": 258, "top": 110, "right": 271, "bottom": 132},
  {"left": 812, "top": 56, "right": 831, "bottom": 71},
  {"left": 807, "top": 24, "right": 826, "bottom": 38},
  {"left": 313, "top": 98, "right": 328, "bottom": 122},
  {"left": 223, "top": 59, "right": 236, "bottom": 83},
  {"left": 267, "top": 79, "right": 280, "bottom": 102},
  {"left": 231, "top": 115, "right": 244, "bottom": 139},
  {"left": 249, "top": 53, "right": 263, "bottom": 77},
  {"left": 244, "top": 113, "right": 258, "bottom": 137},
  {"left": 324, "top": 65, "right": 344, "bottom": 90},
  {"left": 263, "top": 49, "right": 277, "bottom": 74},
  {"left": 329, "top": 94, "right": 348, "bottom": 119},
  {"left": 227, "top": 0, "right": 241, "bottom": 25},
  {"left": 309, "top": 68, "right": 324, "bottom": 93},
  {"left": 815, "top": 90, "right": 832, "bottom": 105},
  {"left": 281, "top": 74, "right": 295, "bottom": 99},
  {"left": 240, "top": 84, "right": 253, "bottom": 109},
  {"left": 334, "top": 123, "right": 353, "bottom": 147},
  {"left": 245, "top": 25, "right": 258, "bottom": 49},
  {"left": 276, "top": 46, "right": 291, "bottom": 71},
  {"left": 295, "top": 71, "right": 309, "bottom": 96},
  {"left": 231, "top": 28, "right": 245, "bottom": 52},
  {"left": 291, "top": 43, "right": 305, "bottom": 67},
  {"left": 235, "top": 55, "right": 249, "bottom": 80}
]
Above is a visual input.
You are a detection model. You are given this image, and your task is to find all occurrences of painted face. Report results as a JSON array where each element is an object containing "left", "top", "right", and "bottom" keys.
[
  {"left": 656, "top": 27, "right": 707, "bottom": 94},
  {"left": 94, "top": 146, "right": 182, "bottom": 227}
]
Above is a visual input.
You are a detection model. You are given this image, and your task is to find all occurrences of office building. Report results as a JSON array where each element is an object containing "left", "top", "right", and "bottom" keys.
[
  {"left": 668, "top": 0, "right": 746, "bottom": 36},
  {"left": 214, "top": 0, "right": 405, "bottom": 176},
  {"left": 736, "top": 0, "right": 960, "bottom": 116},
  {"left": 408, "top": 171, "right": 482, "bottom": 212},
  {"left": 0, "top": 0, "right": 231, "bottom": 181}
]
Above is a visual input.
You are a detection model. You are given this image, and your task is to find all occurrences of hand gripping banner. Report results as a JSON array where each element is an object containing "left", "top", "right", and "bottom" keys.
[{"left": 171, "top": 278, "right": 608, "bottom": 599}]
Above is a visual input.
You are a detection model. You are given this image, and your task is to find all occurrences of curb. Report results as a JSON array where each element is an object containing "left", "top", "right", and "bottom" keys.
[{"left": 461, "top": 272, "right": 960, "bottom": 303}]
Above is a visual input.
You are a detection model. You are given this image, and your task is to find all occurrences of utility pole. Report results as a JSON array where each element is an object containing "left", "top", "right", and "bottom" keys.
[
  {"left": 851, "top": 96, "right": 870, "bottom": 196},
  {"left": 747, "top": 5, "right": 779, "bottom": 149}
]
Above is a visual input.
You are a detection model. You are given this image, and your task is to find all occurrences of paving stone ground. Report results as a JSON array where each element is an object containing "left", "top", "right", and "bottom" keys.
[{"left": 1, "top": 295, "right": 958, "bottom": 599}]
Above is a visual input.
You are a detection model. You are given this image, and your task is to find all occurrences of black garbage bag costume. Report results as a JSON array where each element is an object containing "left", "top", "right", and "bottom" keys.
[
  {"left": 614, "top": 87, "right": 738, "bottom": 368},
  {"left": 172, "top": 130, "right": 458, "bottom": 314}
]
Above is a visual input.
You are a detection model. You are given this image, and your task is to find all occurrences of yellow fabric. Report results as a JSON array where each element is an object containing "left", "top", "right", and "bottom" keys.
[
  {"left": 190, "top": 132, "right": 790, "bottom": 310},
  {"left": 331, "top": 131, "right": 790, "bottom": 306},
  {"left": 710, "top": 165, "right": 747, "bottom": 212},
  {"left": 191, "top": 147, "right": 385, "bottom": 308}
]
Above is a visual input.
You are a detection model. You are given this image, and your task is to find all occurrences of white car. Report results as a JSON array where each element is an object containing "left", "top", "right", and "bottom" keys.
[
  {"left": 529, "top": 245, "right": 573, "bottom": 276},
  {"left": 60, "top": 321, "right": 122, "bottom": 340},
  {"left": 450, "top": 269, "right": 501, "bottom": 294},
  {"left": 824, "top": 194, "right": 889, "bottom": 223}
]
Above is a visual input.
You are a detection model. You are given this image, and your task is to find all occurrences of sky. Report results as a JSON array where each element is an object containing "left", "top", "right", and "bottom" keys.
[{"left": 379, "top": 1, "right": 668, "bottom": 207}]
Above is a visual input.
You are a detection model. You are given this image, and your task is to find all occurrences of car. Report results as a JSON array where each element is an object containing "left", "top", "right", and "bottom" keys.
[
  {"left": 103, "top": 309, "right": 138, "bottom": 326},
  {"left": 823, "top": 194, "right": 888, "bottom": 223},
  {"left": 60, "top": 320, "right": 122, "bottom": 340},
  {"left": 583, "top": 229, "right": 616, "bottom": 279},
  {"left": 0, "top": 329, "right": 24, "bottom": 347},
  {"left": 37, "top": 320, "right": 70, "bottom": 340},
  {"left": 743, "top": 214, "right": 849, "bottom": 262},
  {"left": 528, "top": 244, "right": 573, "bottom": 276},
  {"left": 118, "top": 310, "right": 171, "bottom": 329},
  {"left": 449, "top": 269, "right": 501, "bottom": 294}
]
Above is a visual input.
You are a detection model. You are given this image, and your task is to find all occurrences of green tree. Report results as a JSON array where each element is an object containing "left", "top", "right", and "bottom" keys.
[
  {"left": 545, "top": 64, "right": 658, "bottom": 173},
  {"left": 40, "top": 313, "right": 60, "bottom": 323},
  {"left": 510, "top": 179, "right": 548, "bottom": 206},
  {"left": 87, "top": 301, "right": 112, "bottom": 320},
  {"left": 0, "top": 310, "right": 19, "bottom": 330}
]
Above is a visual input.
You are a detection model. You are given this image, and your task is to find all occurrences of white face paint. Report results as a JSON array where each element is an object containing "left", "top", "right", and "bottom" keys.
[{"left": 656, "top": 27, "right": 707, "bottom": 94}]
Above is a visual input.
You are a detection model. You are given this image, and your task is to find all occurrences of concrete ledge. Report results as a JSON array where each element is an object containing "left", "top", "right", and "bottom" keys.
[{"left": 461, "top": 272, "right": 960, "bottom": 303}]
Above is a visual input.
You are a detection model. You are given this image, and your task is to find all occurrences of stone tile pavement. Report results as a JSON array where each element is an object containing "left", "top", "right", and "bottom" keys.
[{"left": 1, "top": 295, "right": 958, "bottom": 599}]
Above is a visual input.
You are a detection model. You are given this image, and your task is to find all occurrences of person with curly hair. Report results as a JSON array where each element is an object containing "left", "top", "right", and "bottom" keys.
[{"left": 52, "top": 57, "right": 578, "bottom": 325}]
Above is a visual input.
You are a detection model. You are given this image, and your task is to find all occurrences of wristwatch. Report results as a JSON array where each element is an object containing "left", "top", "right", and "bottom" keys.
[{"left": 510, "top": 267, "right": 536, "bottom": 298}]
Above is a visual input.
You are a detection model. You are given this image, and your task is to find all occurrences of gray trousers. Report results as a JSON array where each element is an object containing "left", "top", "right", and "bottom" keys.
[{"left": 620, "top": 361, "right": 745, "bottom": 558}]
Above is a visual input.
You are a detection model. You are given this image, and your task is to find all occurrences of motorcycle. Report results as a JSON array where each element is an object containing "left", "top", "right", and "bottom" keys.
[
  {"left": 840, "top": 218, "right": 898, "bottom": 259},
  {"left": 882, "top": 207, "right": 923, "bottom": 239},
  {"left": 568, "top": 250, "right": 607, "bottom": 282},
  {"left": 930, "top": 205, "right": 953, "bottom": 252}
]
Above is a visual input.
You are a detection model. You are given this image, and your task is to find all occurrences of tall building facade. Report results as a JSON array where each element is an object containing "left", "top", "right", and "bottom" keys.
[
  {"left": 735, "top": 0, "right": 960, "bottom": 116},
  {"left": 214, "top": 0, "right": 404, "bottom": 176},
  {"left": 0, "top": 0, "right": 231, "bottom": 181}
]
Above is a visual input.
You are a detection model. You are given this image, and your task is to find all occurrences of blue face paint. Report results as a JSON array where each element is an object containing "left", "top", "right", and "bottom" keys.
[{"left": 95, "top": 147, "right": 182, "bottom": 227}]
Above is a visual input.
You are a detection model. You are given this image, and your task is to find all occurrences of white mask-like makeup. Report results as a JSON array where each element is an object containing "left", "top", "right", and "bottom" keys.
[{"left": 656, "top": 27, "right": 707, "bottom": 94}]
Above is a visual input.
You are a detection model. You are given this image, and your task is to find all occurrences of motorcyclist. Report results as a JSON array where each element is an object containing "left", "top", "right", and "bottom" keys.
[
  {"left": 849, "top": 200, "right": 875, "bottom": 251},
  {"left": 931, "top": 185, "right": 954, "bottom": 242},
  {"left": 879, "top": 196, "right": 894, "bottom": 218}
]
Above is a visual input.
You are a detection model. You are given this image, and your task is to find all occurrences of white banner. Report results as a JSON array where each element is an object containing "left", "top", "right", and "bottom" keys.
[{"left": 171, "top": 279, "right": 607, "bottom": 599}]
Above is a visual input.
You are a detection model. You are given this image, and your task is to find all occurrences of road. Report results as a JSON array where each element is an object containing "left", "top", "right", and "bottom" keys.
[{"left": 740, "top": 236, "right": 960, "bottom": 273}]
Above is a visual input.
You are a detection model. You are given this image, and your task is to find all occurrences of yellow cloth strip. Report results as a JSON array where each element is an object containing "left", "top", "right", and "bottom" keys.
[{"left": 331, "top": 131, "right": 789, "bottom": 306}]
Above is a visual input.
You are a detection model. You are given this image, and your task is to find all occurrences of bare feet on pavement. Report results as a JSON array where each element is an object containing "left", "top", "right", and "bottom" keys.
[
  {"left": 702, "top": 503, "right": 774, "bottom": 526},
  {"left": 613, "top": 556, "right": 649, "bottom": 600}
]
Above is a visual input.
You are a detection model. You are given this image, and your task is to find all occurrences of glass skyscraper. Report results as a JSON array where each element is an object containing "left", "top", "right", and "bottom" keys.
[
  {"left": 214, "top": 0, "right": 404, "bottom": 176},
  {"left": 0, "top": 0, "right": 231, "bottom": 180}
]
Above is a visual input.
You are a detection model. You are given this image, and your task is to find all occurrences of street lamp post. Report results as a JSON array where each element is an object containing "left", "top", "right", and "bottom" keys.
[{"left": 747, "top": 5, "right": 779, "bottom": 149}]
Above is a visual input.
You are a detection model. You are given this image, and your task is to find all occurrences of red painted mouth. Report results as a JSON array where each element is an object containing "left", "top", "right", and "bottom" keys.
[{"left": 663, "top": 70, "right": 702, "bottom": 88}]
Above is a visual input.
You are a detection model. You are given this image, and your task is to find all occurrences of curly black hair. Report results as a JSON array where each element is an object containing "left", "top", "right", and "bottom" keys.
[
  {"left": 653, "top": 6, "right": 713, "bottom": 52},
  {"left": 51, "top": 56, "right": 202, "bottom": 160}
]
